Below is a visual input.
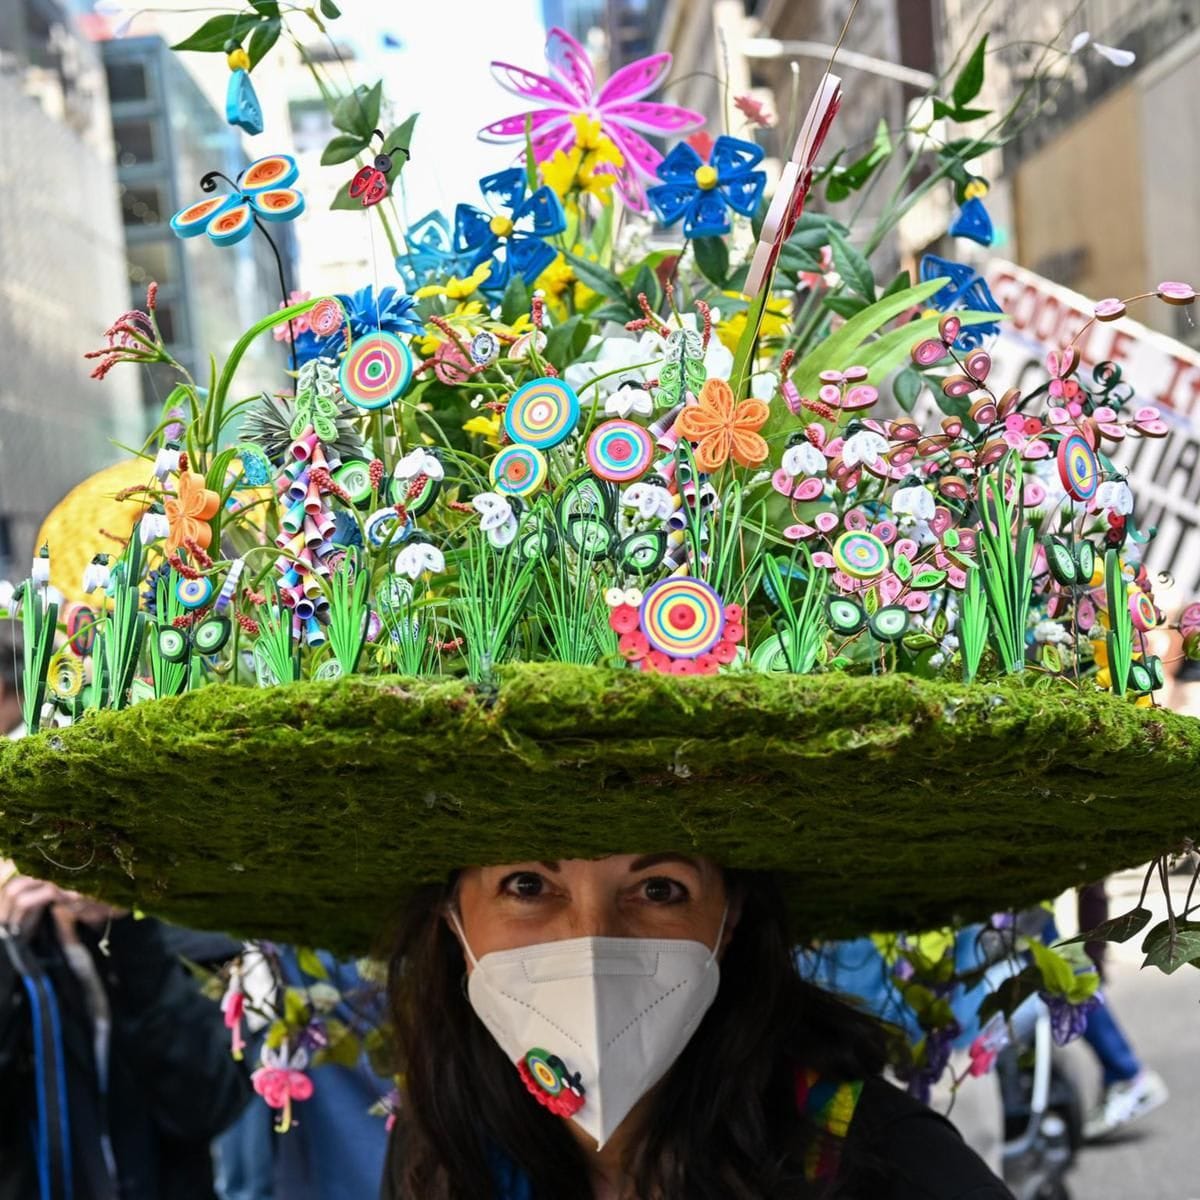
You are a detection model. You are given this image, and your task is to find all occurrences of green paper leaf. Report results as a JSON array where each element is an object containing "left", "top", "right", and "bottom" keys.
[
  {"left": 952, "top": 34, "right": 989, "bottom": 109},
  {"left": 296, "top": 946, "right": 329, "bottom": 980},
  {"left": 332, "top": 81, "right": 383, "bottom": 139},
  {"left": 630, "top": 263, "right": 662, "bottom": 313},
  {"left": 692, "top": 236, "right": 729, "bottom": 288},
  {"left": 566, "top": 253, "right": 626, "bottom": 302},
  {"left": 893, "top": 366, "right": 923, "bottom": 413},
  {"left": 171, "top": 13, "right": 258, "bottom": 52},
  {"left": 382, "top": 113, "right": 419, "bottom": 172},
  {"left": 249, "top": 0, "right": 279, "bottom": 15},
  {"left": 977, "top": 966, "right": 1040, "bottom": 1024},
  {"left": 1056, "top": 907, "right": 1153, "bottom": 948},
  {"left": 320, "top": 133, "right": 369, "bottom": 166},
  {"left": 1030, "top": 940, "right": 1075, "bottom": 997},
  {"left": 880, "top": 270, "right": 912, "bottom": 300},
  {"left": 823, "top": 294, "right": 870, "bottom": 319},
  {"left": 247, "top": 16, "right": 280, "bottom": 69},
  {"left": 320, "top": 0, "right": 342, "bottom": 16},
  {"left": 827, "top": 228, "right": 875, "bottom": 301},
  {"left": 500, "top": 273, "right": 531, "bottom": 326},
  {"left": 329, "top": 181, "right": 357, "bottom": 211},
  {"left": 1141, "top": 919, "right": 1200, "bottom": 974},
  {"left": 1042, "top": 643, "right": 1062, "bottom": 673}
]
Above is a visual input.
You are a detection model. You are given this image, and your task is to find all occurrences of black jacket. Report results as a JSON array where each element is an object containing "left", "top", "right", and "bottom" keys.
[{"left": 0, "top": 914, "right": 252, "bottom": 1200}]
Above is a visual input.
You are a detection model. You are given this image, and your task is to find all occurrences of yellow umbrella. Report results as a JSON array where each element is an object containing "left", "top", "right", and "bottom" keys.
[{"left": 35, "top": 459, "right": 157, "bottom": 606}]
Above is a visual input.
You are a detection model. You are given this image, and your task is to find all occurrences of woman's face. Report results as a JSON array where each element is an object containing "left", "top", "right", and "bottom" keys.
[{"left": 453, "top": 854, "right": 734, "bottom": 964}]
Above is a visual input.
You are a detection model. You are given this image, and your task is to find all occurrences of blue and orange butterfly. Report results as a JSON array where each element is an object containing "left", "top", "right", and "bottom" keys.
[{"left": 170, "top": 155, "right": 305, "bottom": 247}]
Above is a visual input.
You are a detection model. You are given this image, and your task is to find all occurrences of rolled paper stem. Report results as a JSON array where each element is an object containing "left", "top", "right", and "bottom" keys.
[
  {"left": 304, "top": 616, "right": 326, "bottom": 647},
  {"left": 275, "top": 475, "right": 292, "bottom": 497},
  {"left": 302, "top": 572, "right": 323, "bottom": 598},
  {"left": 280, "top": 568, "right": 301, "bottom": 590},
  {"left": 314, "top": 511, "right": 335, "bottom": 538},
  {"left": 291, "top": 614, "right": 303, "bottom": 639},
  {"left": 295, "top": 596, "right": 316, "bottom": 621},
  {"left": 656, "top": 427, "right": 680, "bottom": 454},
  {"left": 311, "top": 557, "right": 332, "bottom": 579},
  {"left": 284, "top": 458, "right": 307, "bottom": 481},
  {"left": 291, "top": 428, "right": 319, "bottom": 461},
  {"left": 324, "top": 451, "right": 342, "bottom": 472},
  {"left": 309, "top": 444, "right": 328, "bottom": 471},
  {"left": 304, "top": 480, "right": 323, "bottom": 515},
  {"left": 278, "top": 587, "right": 299, "bottom": 609},
  {"left": 312, "top": 595, "right": 330, "bottom": 616},
  {"left": 287, "top": 468, "right": 310, "bottom": 503},
  {"left": 655, "top": 457, "right": 677, "bottom": 484}
]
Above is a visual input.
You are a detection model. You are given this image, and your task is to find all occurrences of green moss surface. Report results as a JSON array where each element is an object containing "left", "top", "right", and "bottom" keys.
[{"left": 1, "top": 666, "right": 1198, "bottom": 955}]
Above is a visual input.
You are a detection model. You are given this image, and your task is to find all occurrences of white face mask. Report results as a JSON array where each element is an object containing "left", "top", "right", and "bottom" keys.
[{"left": 450, "top": 909, "right": 726, "bottom": 1148}]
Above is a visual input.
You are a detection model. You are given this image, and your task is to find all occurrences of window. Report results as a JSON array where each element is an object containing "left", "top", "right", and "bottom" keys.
[
  {"left": 114, "top": 117, "right": 157, "bottom": 166},
  {"left": 120, "top": 183, "right": 165, "bottom": 227},
  {"left": 289, "top": 98, "right": 335, "bottom": 155},
  {"left": 106, "top": 60, "right": 149, "bottom": 104},
  {"left": 153, "top": 300, "right": 178, "bottom": 344},
  {"left": 127, "top": 240, "right": 174, "bottom": 287}
]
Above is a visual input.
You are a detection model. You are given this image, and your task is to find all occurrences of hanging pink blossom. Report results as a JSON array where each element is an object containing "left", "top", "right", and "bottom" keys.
[{"left": 479, "top": 26, "right": 703, "bottom": 211}]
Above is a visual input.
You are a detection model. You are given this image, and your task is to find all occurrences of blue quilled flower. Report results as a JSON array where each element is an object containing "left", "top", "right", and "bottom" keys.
[
  {"left": 396, "top": 212, "right": 476, "bottom": 290},
  {"left": 646, "top": 136, "right": 766, "bottom": 238},
  {"left": 453, "top": 168, "right": 567, "bottom": 294}
]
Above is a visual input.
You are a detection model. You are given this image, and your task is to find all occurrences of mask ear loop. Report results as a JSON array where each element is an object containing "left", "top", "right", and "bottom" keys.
[
  {"left": 707, "top": 902, "right": 730, "bottom": 968},
  {"left": 445, "top": 906, "right": 480, "bottom": 970}
]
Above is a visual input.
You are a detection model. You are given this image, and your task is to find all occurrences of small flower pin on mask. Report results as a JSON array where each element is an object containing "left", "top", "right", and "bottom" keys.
[{"left": 349, "top": 130, "right": 411, "bottom": 208}]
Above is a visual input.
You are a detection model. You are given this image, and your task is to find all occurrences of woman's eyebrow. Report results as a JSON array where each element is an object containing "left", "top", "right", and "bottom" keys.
[{"left": 628, "top": 853, "right": 702, "bottom": 872}]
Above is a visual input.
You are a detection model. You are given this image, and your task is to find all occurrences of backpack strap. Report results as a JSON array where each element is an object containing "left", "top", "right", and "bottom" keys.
[
  {"left": 795, "top": 1066, "right": 863, "bottom": 1182},
  {"left": 1, "top": 930, "right": 73, "bottom": 1200}
]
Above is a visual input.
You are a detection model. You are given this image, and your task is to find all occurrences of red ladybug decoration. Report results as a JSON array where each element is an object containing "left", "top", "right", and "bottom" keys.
[{"left": 348, "top": 129, "right": 411, "bottom": 208}]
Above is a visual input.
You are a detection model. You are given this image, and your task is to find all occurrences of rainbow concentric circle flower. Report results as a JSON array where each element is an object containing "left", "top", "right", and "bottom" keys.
[{"left": 478, "top": 26, "right": 703, "bottom": 212}]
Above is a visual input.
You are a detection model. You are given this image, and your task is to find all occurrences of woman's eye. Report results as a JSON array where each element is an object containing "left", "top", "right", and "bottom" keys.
[
  {"left": 501, "top": 872, "right": 545, "bottom": 899},
  {"left": 640, "top": 876, "right": 688, "bottom": 904}
]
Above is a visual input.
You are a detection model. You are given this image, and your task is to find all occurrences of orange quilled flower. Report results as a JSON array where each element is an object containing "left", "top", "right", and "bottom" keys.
[
  {"left": 674, "top": 378, "right": 769, "bottom": 471},
  {"left": 165, "top": 470, "right": 220, "bottom": 555}
]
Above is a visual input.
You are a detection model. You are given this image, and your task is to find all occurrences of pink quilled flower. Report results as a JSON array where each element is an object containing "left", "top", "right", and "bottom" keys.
[
  {"left": 253, "top": 1046, "right": 314, "bottom": 1133},
  {"left": 479, "top": 26, "right": 703, "bottom": 212}
]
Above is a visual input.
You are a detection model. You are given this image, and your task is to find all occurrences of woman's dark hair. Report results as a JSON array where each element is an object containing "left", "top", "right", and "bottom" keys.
[{"left": 385, "top": 870, "right": 890, "bottom": 1199}]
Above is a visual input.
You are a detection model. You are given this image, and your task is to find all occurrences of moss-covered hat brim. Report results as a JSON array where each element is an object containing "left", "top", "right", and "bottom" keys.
[{"left": 1, "top": 665, "right": 1197, "bottom": 955}]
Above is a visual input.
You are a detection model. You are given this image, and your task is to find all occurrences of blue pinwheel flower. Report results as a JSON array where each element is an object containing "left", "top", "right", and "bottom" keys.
[
  {"left": 396, "top": 212, "right": 475, "bottom": 290},
  {"left": 294, "top": 285, "right": 423, "bottom": 366},
  {"left": 647, "top": 136, "right": 767, "bottom": 239},
  {"left": 453, "top": 168, "right": 566, "bottom": 295}
]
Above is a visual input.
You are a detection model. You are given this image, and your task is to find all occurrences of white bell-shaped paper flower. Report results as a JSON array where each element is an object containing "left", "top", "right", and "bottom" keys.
[
  {"left": 31, "top": 547, "right": 50, "bottom": 587},
  {"left": 892, "top": 484, "right": 936, "bottom": 520},
  {"left": 841, "top": 430, "right": 888, "bottom": 469},
  {"left": 1093, "top": 480, "right": 1133, "bottom": 516},
  {"left": 154, "top": 446, "right": 180, "bottom": 481},
  {"left": 782, "top": 443, "right": 826, "bottom": 477},
  {"left": 394, "top": 541, "right": 446, "bottom": 579},
  {"left": 605, "top": 381, "right": 654, "bottom": 419},
  {"left": 140, "top": 512, "right": 172, "bottom": 543},
  {"left": 394, "top": 447, "right": 444, "bottom": 482},
  {"left": 622, "top": 482, "right": 675, "bottom": 522},
  {"left": 81, "top": 555, "right": 112, "bottom": 594}
]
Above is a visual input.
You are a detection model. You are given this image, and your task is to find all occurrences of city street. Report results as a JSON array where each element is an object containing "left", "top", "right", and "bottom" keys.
[{"left": 1056, "top": 869, "right": 1200, "bottom": 1199}]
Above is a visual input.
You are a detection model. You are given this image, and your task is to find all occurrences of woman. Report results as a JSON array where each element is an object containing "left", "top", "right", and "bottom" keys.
[{"left": 385, "top": 853, "right": 1013, "bottom": 1199}]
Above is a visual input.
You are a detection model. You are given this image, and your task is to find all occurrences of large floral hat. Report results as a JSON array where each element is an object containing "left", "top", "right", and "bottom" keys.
[{"left": 2, "top": 20, "right": 1199, "bottom": 963}]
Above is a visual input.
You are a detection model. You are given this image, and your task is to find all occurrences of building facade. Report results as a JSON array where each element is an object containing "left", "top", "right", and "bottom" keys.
[
  {"left": 0, "top": 0, "right": 142, "bottom": 572},
  {"left": 100, "top": 35, "right": 294, "bottom": 420}
]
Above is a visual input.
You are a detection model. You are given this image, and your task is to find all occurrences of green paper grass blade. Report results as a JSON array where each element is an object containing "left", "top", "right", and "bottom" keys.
[
  {"left": 1105, "top": 548, "right": 1133, "bottom": 697},
  {"left": 256, "top": 599, "right": 300, "bottom": 685},
  {"left": 18, "top": 587, "right": 56, "bottom": 734},
  {"left": 536, "top": 529, "right": 616, "bottom": 667},
  {"left": 150, "top": 570, "right": 189, "bottom": 699},
  {"left": 103, "top": 531, "right": 147, "bottom": 709},
  {"left": 326, "top": 554, "right": 370, "bottom": 674},
  {"left": 452, "top": 530, "right": 539, "bottom": 684},
  {"left": 761, "top": 547, "right": 825, "bottom": 674},
  {"left": 959, "top": 566, "right": 989, "bottom": 683},
  {"left": 977, "top": 459, "right": 1031, "bottom": 674}
]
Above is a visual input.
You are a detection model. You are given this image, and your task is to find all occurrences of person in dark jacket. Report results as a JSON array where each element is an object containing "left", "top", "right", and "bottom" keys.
[{"left": 0, "top": 866, "right": 253, "bottom": 1200}]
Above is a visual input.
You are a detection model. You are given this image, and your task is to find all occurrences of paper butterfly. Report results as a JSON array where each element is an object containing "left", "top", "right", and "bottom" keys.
[{"left": 170, "top": 155, "right": 305, "bottom": 248}]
